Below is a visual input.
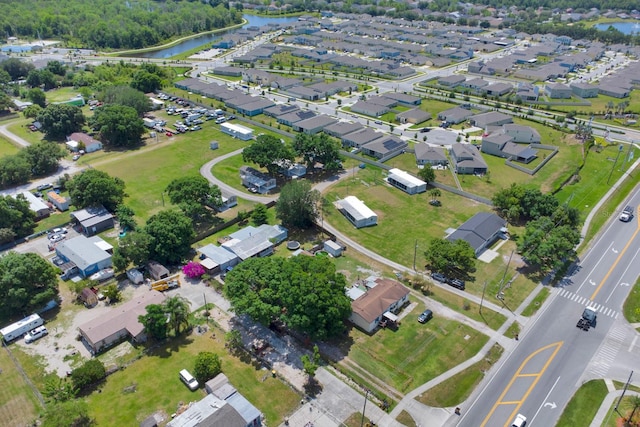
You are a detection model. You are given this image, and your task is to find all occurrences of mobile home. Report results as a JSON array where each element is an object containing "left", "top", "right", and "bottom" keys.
[{"left": 0, "top": 314, "right": 44, "bottom": 342}]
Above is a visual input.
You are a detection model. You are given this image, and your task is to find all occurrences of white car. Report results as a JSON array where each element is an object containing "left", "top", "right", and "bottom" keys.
[
  {"left": 49, "top": 234, "right": 65, "bottom": 243},
  {"left": 25, "top": 326, "right": 48, "bottom": 343},
  {"left": 511, "top": 413, "right": 527, "bottom": 427},
  {"left": 52, "top": 227, "right": 67, "bottom": 235}
]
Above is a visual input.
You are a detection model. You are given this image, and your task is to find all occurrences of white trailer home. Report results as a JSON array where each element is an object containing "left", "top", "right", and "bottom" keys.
[{"left": 0, "top": 314, "right": 44, "bottom": 342}]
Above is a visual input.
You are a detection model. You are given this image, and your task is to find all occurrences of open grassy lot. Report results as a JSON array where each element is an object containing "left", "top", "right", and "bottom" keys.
[
  {"left": 341, "top": 300, "right": 489, "bottom": 393},
  {"left": 551, "top": 91, "right": 640, "bottom": 115},
  {"left": 0, "top": 348, "right": 42, "bottom": 427},
  {"left": 416, "top": 343, "right": 503, "bottom": 407},
  {"left": 85, "top": 331, "right": 299, "bottom": 426},
  {"left": 0, "top": 135, "right": 19, "bottom": 157},
  {"left": 521, "top": 287, "right": 551, "bottom": 317},
  {"left": 555, "top": 379, "right": 608, "bottom": 427},
  {"left": 7, "top": 117, "right": 45, "bottom": 145}
]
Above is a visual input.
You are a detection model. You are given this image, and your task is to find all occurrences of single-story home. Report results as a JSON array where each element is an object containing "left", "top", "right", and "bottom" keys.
[
  {"left": 202, "top": 374, "right": 263, "bottom": 427},
  {"left": 414, "top": 143, "right": 449, "bottom": 166},
  {"left": 437, "top": 106, "right": 473, "bottom": 124},
  {"left": 70, "top": 205, "right": 114, "bottom": 236},
  {"left": 438, "top": 75, "right": 466, "bottom": 87},
  {"left": 570, "top": 82, "right": 599, "bottom": 98},
  {"left": 382, "top": 92, "right": 421, "bottom": 106},
  {"left": 544, "top": 83, "right": 572, "bottom": 99},
  {"left": 167, "top": 393, "right": 261, "bottom": 427},
  {"left": 220, "top": 122, "right": 254, "bottom": 141},
  {"left": 396, "top": 108, "right": 431, "bottom": 124},
  {"left": 323, "top": 121, "right": 363, "bottom": 138},
  {"left": 446, "top": 212, "right": 507, "bottom": 256},
  {"left": 222, "top": 224, "right": 288, "bottom": 260},
  {"left": 360, "top": 135, "right": 408, "bottom": 160},
  {"left": 483, "top": 82, "right": 513, "bottom": 97},
  {"left": 468, "top": 111, "right": 512, "bottom": 128},
  {"left": 47, "top": 191, "right": 70, "bottom": 211},
  {"left": 341, "top": 128, "right": 382, "bottom": 148},
  {"left": 598, "top": 85, "right": 629, "bottom": 98},
  {"left": 240, "top": 166, "right": 276, "bottom": 194},
  {"left": 56, "top": 235, "right": 113, "bottom": 278},
  {"left": 350, "top": 101, "right": 390, "bottom": 117},
  {"left": 147, "top": 261, "right": 170, "bottom": 280},
  {"left": 78, "top": 291, "right": 166, "bottom": 354},
  {"left": 502, "top": 124, "right": 541, "bottom": 143},
  {"left": 386, "top": 168, "right": 427, "bottom": 195},
  {"left": 235, "top": 98, "right": 275, "bottom": 117},
  {"left": 481, "top": 133, "right": 538, "bottom": 163},
  {"left": 450, "top": 143, "right": 488, "bottom": 175},
  {"left": 349, "top": 277, "right": 410, "bottom": 333},
  {"left": 198, "top": 244, "right": 240, "bottom": 274},
  {"left": 292, "top": 115, "right": 337, "bottom": 134},
  {"left": 15, "top": 191, "right": 49, "bottom": 219},
  {"left": 66, "top": 132, "right": 103, "bottom": 153},
  {"left": 337, "top": 196, "right": 378, "bottom": 228},
  {"left": 263, "top": 104, "right": 299, "bottom": 118}
]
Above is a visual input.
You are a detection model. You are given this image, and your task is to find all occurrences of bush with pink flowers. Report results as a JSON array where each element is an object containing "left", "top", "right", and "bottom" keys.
[{"left": 183, "top": 261, "right": 205, "bottom": 279}]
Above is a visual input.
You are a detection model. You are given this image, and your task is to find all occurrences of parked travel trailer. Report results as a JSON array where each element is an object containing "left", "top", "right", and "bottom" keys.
[{"left": 0, "top": 314, "right": 44, "bottom": 342}]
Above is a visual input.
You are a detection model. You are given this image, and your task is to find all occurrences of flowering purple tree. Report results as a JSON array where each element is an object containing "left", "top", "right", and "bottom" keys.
[{"left": 183, "top": 261, "right": 205, "bottom": 279}]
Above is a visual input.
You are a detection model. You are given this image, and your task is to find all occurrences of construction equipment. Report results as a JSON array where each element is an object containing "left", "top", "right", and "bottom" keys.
[{"left": 150, "top": 274, "right": 181, "bottom": 292}]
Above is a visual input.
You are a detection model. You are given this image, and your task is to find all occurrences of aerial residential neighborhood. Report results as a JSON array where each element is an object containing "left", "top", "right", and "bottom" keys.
[{"left": 0, "top": 1, "right": 640, "bottom": 426}]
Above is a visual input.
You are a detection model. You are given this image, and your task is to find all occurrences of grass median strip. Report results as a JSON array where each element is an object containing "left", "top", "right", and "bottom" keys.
[{"left": 555, "top": 379, "right": 607, "bottom": 427}]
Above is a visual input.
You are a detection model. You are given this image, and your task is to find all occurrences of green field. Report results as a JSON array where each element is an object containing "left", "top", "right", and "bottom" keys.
[
  {"left": 85, "top": 330, "right": 299, "bottom": 426},
  {"left": 0, "top": 348, "right": 42, "bottom": 427},
  {"left": 0, "top": 135, "right": 19, "bottom": 157},
  {"left": 623, "top": 278, "right": 640, "bottom": 325},
  {"left": 342, "top": 301, "right": 489, "bottom": 393},
  {"left": 556, "top": 380, "right": 608, "bottom": 427}
]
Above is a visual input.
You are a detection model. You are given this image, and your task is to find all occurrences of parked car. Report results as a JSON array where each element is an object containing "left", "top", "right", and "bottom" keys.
[
  {"left": 25, "top": 326, "right": 48, "bottom": 343},
  {"left": 72, "top": 154, "right": 81, "bottom": 161},
  {"left": 431, "top": 272, "right": 447, "bottom": 283},
  {"left": 33, "top": 191, "right": 42, "bottom": 198},
  {"left": 49, "top": 234, "right": 65, "bottom": 243},
  {"left": 374, "top": 120, "right": 382, "bottom": 125},
  {"left": 37, "top": 183, "right": 52, "bottom": 191},
  {"left": 190, "top": 126, "right": 202, "bottom": 131},
  {"left": 52, "top": 227, "right": 67, "bottom": 235},
  {"left": 227, "top": 114, "right": 236, "bottom": 120},
  {"left": 166, "top": 131, "right": 173, "bottom": 137},
  {"left": 447, "top": 277, "right": 466, "bottom": 290},
  {"left": 417, "top": 309, "right": 433, "bottom": 324}
]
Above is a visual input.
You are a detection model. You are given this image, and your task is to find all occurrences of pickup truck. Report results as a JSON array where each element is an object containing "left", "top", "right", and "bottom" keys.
[
  {"left": 619, "top": 205, "right": 634, "bottom": 222},
  {"left": 577, "top": 306, "right": 597, "bottom": 331}
]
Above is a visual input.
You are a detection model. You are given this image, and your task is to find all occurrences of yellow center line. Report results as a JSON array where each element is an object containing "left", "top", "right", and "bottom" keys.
[
  {"left": 590, "top": 205, "right": 640, "bottom": 301},
  {"left": 480, "top": 342, "right": 564, "bottom": 427}
]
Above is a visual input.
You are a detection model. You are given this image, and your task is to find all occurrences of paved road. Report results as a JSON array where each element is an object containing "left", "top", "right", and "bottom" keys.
[{"left": 457, "top": 184, "right": 640, "bottom": 427}]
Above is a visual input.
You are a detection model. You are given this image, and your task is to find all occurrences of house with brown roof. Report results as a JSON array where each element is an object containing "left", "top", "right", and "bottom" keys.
[
  {"left": 66, "top": 132, "right": 103, "bottom": 153},
  {"left": 78, "top": 291, "right": 166, "bottom": 354},
  {"left": 349, "top": 277, "right": 409, "bottom": 333}
]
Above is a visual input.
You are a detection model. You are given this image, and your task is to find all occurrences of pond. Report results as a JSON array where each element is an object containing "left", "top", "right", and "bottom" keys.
[{"left": 594, "top": 21, "right": 640, "bottom": 35}]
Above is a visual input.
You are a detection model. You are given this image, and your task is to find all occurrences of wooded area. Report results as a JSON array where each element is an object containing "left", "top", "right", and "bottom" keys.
[{"left": 0, "top": 0, "right": 243, "bottom": 49}]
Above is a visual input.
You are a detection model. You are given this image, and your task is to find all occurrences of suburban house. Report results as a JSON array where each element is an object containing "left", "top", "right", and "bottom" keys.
[
  {"left": 386, "top": 168, "right": 427, "bottom": 195},
  {"left": 382, "top": 92, "right": 421, "bottom": 106},
  {"left": 446, "top": 212, "right": 507, "bottom": 256},
  {"left": 55, "top": 235, "right": 113, "bottom": 278},
  {"left": 483, "top": 82, "right": 513, "bottom": 96},
  {"left": 277, "top": 110, "right": 316, "bottom": 127},
  {"left": 168, "top": 372, "right": 263, "bottom": 427},
  {"left": 348, "top": 277, "right": 410, "bottom": 333},
  {"left": 414, "top": 144, "right": 448, "bottom": 166},
  {"left": 438, "top": 75, "right": 466, "bottom": 87},
  {"left": 70, "top": 205, "right": 114, "bottom": 236},
  {"left": 502, "top": 124, "right": 541, "bottom": 143},
  {"left": 570, "top": 82, "right": 599, "bottom": 98},
  {"left": 341, "top": 128, "right": 383, "bottom": 148},
  {"left": 437, "top": 106, "right": 473, "bottom": 124},
  {"left": 292, "top": 115, "right": 337, "bottom": 134},
  {"left": 15, "top": 191, "right": 49, "bottom": 219},
  {"left": 198, "top": 244, "right": 240, "bottom": 274},
  {"left": 78, "top": 291, "right": 166, "bottom": 354},
  {"left": 544, "top": 83, "right": 572, "bottom": 99},
  {"left": 480, "top": 132, "right": 538, "bottom": 163},
  {"left": 360, "top": 135, "right": 408, "bottom": 160},
  {"left": 147, "top": 261, "right": 170, "bottom": 281},
  {"left": 263, "top": 104, "right": 299, "bottom": 118},
  {"left": 323, "top": 121, "right": 363, "bottom": 138},
  {"left": 47, "top": 191, "right": 70, "bottom": 211},
  {"left": 350, "top": 100, "right": 390, "bottom": 117},
  {"left": 220, "top": 122, "right": 254, "bottom": 140},
  {"left": 598, "top": 84, "right": 630, "bottom": 98},
  {"left": 337, "top": 196, "right": 378, "bottom": 228},
  {"left": 449, "top": 143, "right": 488, "bottom": 175},
  {"left": 240, "top": 166, "right": 276, "bottom": 194},
  {"left": 235, "top": 98, "right": 275, "bottom": 116},
  {"left": 66, "top": 132, "right": 103, "bottom": 153},
  {"left": 468, "top": 111, "right": 512, "bottom": 128},
  {"left": 221, "top": 224, "right": 288, "bottom": 260},
  {"left": 396, "top": 108, "right": 431, "bottom": 124}
]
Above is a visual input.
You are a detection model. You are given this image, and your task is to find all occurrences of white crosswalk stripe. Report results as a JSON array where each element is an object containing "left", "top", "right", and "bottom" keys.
[{"left": 555, "top": 288, "right": 618, "bottom": 318}]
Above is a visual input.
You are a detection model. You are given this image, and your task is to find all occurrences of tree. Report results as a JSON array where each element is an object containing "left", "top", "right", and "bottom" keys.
[
  {"left": 27, "top": 87, "right": 47, "bottom": 107},
  {"left": 292, "top": 133, "right": 343, "bottom": 171},
  {"left": 275, "top": 180, "right": 320, "bottom": 229},
  {"left": 100, "top": 85, "right": 151, "bottom": 116},
  {"left": 165, "top": 176, "right": 222, "bottom": 219},
  {"left": 183, "top": 261, "right": 205, "bottom": 279},
  {"left": 492, "top": 184, "right": 559, "bottom": 224},
  {"left": 301, "top": 345, "right": 321, "bottom": 378},
  {"left": 19, "top": 141, "right": 66, "bottom": 176},
  {"left": 0, "top": 92, "right": 15, "bottom": 113},
  {"left": 242, "top": 134, "right": 295, "bottom": 175},
  {"left": 43, "top": 376, "right": 78, "bottom": 403},
  {"left": 37, "top": 104, "right": 85, "bottom": 140},
  {"left": 41, "top": 400, "right": 94, "bottom": 427},
  {"left": 518, "top": 217, "right": 580, "bottom": 273},
  {"left": 225, "top": 330, "right": 243, "bottom": 353},
  {"left": 0, "top": 194, "right": 37, "bottom": 237},
  {"left": 251, "top": 203, "right": 269, "bottom": 226},
  {"left": 116, "top": 231, "right": 152, "bottom": 267},
  {"left": 115, "top": 204, "right": 137, "bottom": 232},
  {"left": 70, "top": 359, "right": 106, "bottom": 390},
  {"left": 193, "top": 351, "right": 222, "bottom": 384},
  {"left": 428, "top": 188, "right": 441, "bottom": 203},
  {"left": 0, "top": 155, "right": 31, "bottom": 188},
  {"left": 67, "top": 169, "right": 126, "bottom": 212},
  {"left": 138, "top": 304, "right": 168, "bottom": 341},
  {"left": 0, "top": 228, "right": 17, "bottom": 245},
  {"left": 131, "top": 70, "right": 163, "bottom": 94},
  {"left": 89, "top": 104, "right": 145, "bottom": 147},
  {"left": 23, "top": 104, "right": 42, "bottom": 119},
  {"left": 1, "top": 58, "right": 34, "bottom": 80},
  {"left": 46, "top": 60, "right": 66, "bottom": 76},
  {"left": 424, "top": 238, "right": 476, "bottom": 279},
  {"left": 163, "top": 295, "right": 191, "bottom": 336},
  {"left": 0, "top": 252, "right": 58, "bottom": 318},
  {"left": 102, "top": 284, "right": 121, "bottom": 303},
  {"left": 225, "top": 256, "right": 351, "bottom": 339},
  {"left": 145, "top": 209, "right": 195, "bottom": 265},
  {"left": 418, "top": 167, "right": 435, "bottom": 184}
]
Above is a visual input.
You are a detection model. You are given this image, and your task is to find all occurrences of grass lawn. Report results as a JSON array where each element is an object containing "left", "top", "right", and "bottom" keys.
[
  {"left": 425, "top": 285, "right": 507, "bottom": 331},
  {"left": 603, "top": 395, "right": 640, "bottom": 427},
  {"left": 7, "top": 118, "right": 45, "bottom": 145},
  {"left": 416, "top": 343, "right": 503, "bottom": 407},
  {"left": 521, "top": 287, "right": 551, "bottom": 317},
  {"left": 0, "top": 135, "right": 20, "bottom": 157},
  {"left": 555, "top": 379, "right": 608, "bottom": 427},
  {"left": 34, "top": 212, "right": 73, "bottom": 234},
  {"left": 623, "top": 278, "right": 640, "bottom": 325},
  {"left": 416, "top": 98, "right": 458, "bottom": 118},
  {"left": 551, "top": 91, "right": 640, "bottom": 115},
  {"left": 44, "top": 87, "right": 83, "bottom": 103},
  {"left": 0, "top": 348, "right": 43, "bottom": 426},
  {"left": 344, "top": 412, "right": 371, "bottom": 427},
  {"left": 396, "top": 410, "right": 417, "bottom": 427},
  {"left": 85, "top": 330, "right": 300, "bottom": 426},
  {"left": 341, "top": 300, "right": 489, "bottom": 393}
]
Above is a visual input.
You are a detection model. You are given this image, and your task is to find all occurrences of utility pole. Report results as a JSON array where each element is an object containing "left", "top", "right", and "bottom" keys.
[
  {"left": 479, "top": 280, "right": 488, "bottom": 316},
  {"left": 413, "top": 240, "right": 418, "bottom": 271},
  {"left": 607, "top": 144, "right": 624, "bottom": 184},
  {"left": 360, "top": 389, "right": 370, "bottom": 427}
]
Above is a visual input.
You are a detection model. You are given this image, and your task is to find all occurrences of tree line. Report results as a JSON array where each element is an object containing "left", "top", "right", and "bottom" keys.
[{"left": 0, "top": 0, "right": 242, "bottom": 49}]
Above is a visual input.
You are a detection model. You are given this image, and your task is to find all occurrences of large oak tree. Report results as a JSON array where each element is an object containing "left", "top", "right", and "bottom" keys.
[{"left": 67, "top": 169, "right": 126, "bottom": 212}]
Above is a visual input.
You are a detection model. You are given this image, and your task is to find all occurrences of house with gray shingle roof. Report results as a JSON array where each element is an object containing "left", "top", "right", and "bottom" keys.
[
  {"left": 446, "top": 212, "right": 506, "bottom": 256},
  {"left": 414, "top": 143, "right": 448, "bottom": 166},
  {"left": 469, "top": 111, "right": 512, "bottom": 128},
  {"left": 437, "top": 106, "right": 473, "bottom": 124},
  {"left": 396, "top": 108, "right": 431, "bottom": 124},
  {"left": 450, "top": 143, "right": 488, "bottom": 175}
]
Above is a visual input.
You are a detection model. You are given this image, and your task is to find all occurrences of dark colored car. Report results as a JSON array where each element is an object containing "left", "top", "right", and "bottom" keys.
[
  {"left": 418, "top": 309, "right": 433, "bottom": 324},
  {"left": 431, "top": 272, "right": 447, "bottom": 283},
  {"left": 447, "top": 278, "right": 466, "bottom": 290}
]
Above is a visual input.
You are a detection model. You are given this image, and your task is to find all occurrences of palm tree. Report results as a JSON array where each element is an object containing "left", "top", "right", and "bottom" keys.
[
  {"left": 164, "top": 296, "right": 191, "bottom": 336},
  {"left": 429, "top": 188, "right": 441, "bottom": 203},
  {"left": 626, "top": 395, "right": 640, "bottom": 425},
  {"left": 606, "top": 101, "right": 614, "bottom": 114}
]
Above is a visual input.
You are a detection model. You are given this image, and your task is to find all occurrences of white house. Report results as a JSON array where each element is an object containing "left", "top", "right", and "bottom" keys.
[
  {"left": 386, "top": 169, "right": 427, "bottom": 195},
  {"left": 349, "top": 277, "right": 410, "bottom": 333},
  {"left": 15, "top": 191, "right": 49, "bottom": 219},
  {"left": 220, "top": 122, "right": 254, "bottom": 140},
  {"left": 337, "top": 196, "right": 377, "bottom": 228}
]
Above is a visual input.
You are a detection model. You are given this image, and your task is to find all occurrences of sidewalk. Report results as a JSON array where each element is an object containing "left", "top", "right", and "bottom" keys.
[{"left": 591, "top": 388, "right": 640, "bottom": 427}]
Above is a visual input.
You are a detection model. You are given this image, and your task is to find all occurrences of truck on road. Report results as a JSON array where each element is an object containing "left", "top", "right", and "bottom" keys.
[{"left": 577, "top": 306, "right": 597, "bottom": 331}]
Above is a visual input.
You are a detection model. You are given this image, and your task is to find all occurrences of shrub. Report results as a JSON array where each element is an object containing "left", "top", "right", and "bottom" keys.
[
  {"left": 183, "top": 261, "right": 205, "bottom": 279},
  {"left": 193, "top": 351, "right": 222, "bottom": 383},
  {"left": 71, "top": 359, "right": 106, "bottom": 390}
]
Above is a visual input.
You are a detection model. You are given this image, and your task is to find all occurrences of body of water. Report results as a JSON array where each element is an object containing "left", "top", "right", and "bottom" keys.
[
  {"left": 594, "top": 21, "right": 640, "bottom": 35},
  {"left": 131, "top": 14, "right": 298, "bottom": 59}
]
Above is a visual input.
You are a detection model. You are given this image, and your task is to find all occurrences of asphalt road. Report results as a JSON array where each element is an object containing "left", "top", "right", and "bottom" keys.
[{"left": 457, "top": 187, "right": 640, "bottom": 427}]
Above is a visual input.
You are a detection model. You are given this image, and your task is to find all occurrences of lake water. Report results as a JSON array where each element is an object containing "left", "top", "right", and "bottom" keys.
[
  {"left": 594, "top": 21, "right": 640, "bottom": 35},
  {"left": 131, "top": 14, "right": 298, "bottom": 59}
]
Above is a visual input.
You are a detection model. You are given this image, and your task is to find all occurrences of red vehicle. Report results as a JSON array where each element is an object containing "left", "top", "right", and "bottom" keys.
[{"left": 166, "top": 131, "right": 173, "bottom": 137}]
